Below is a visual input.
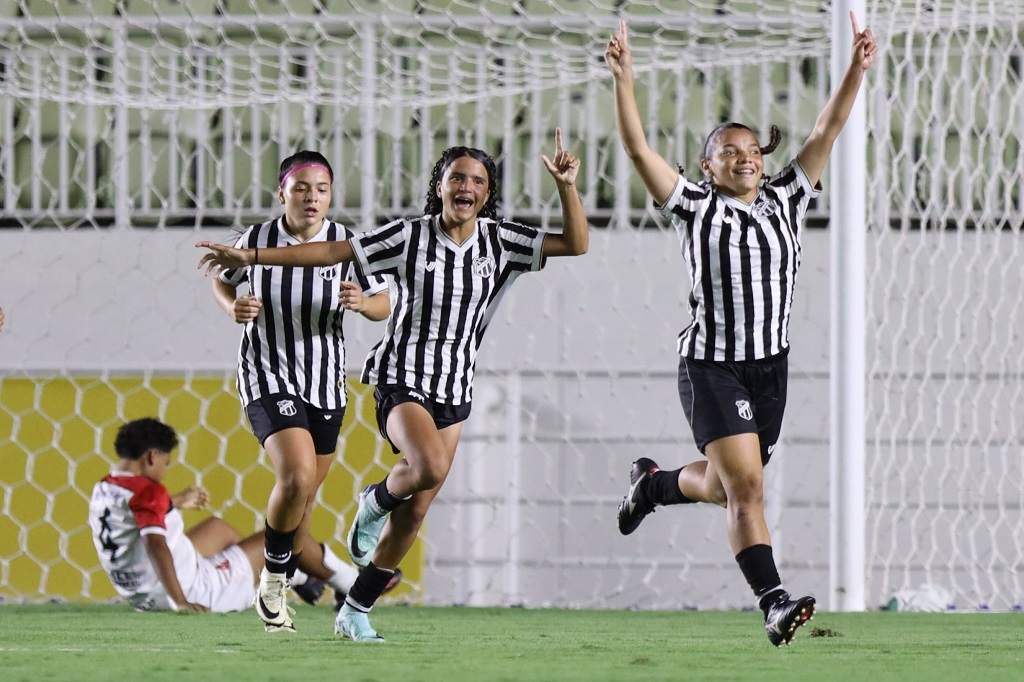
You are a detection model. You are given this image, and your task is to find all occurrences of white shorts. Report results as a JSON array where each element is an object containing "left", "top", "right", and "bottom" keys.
[{"left": 183, "top": 544, "right": 256, "bottom": 612}]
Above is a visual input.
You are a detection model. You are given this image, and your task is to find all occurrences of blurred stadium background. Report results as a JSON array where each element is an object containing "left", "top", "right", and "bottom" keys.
[{"left": 1, "top": 0, "right": 1022, "bottom": 613}]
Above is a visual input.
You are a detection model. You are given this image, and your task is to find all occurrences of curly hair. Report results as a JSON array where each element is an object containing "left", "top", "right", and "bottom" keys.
[
  {"left": 700, "top": 122, "right": 782, "bottom": 162},
  {"left": 422, "top": 146, "right": 499, "bottom": 220},
  {"left": 114, "top": 418, "right": 179, "bottom": 460}
]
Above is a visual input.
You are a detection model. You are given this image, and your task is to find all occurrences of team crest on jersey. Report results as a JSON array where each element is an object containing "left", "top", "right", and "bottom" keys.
[
  {"left": 318, "top": 265, "right": 339, "bottom": 280},
  {"left": 472, "top": 256, "right": 496, "bottom": 278},
  {"left": 752, "top": 197, "right": 776, "bottom": 219},
  {"left": 277, "top": 399, "right": 297, "bottom": 417},
  {"left": 735, "top": 400, "right": 753, "bottom": 421}
]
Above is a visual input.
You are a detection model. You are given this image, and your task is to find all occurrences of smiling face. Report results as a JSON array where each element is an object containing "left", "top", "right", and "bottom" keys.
[
  {"left": 436, "top": 155, "right": 492, "bottom": 231},
  {"left": 279, "top": 165, "right": 332, "bottom": 235},
  {"left": 700, "top": 126, "right": 764, "bottom": 204}
]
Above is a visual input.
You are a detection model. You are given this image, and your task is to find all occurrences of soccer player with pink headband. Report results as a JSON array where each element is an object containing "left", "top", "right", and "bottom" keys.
[{"left": 209, "top": 150, "right": 400, "bottom": 634}]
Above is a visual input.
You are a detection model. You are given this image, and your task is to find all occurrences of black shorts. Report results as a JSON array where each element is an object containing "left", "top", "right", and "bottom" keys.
[
  {"left": 677, "top": 353, "right": 788, "bottom": 465},
  {"left": 374, "top": 385, "right": 472, "bottom": 454},
  {"left": 244, "top": 393, "right": 346, "bottom": 455}
]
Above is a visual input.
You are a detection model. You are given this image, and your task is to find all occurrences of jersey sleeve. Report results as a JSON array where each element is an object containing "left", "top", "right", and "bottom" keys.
[
  {"left": 349, "top": 219, "right": 409, "bottom": 279},
  {"left": 217, "top": 227, "right": 255, "bottom": 286},
  {"left": 342, "top": 227, "right": 389, "bottom": 296},
  {"left": 127, "top": 480, "right": 172, "bottom": 535},
  {"left": 656, "top": 172, "right": 713, "bottom": 218},
  {"left": 766, "top": 161, "right": 822, "bottom": 202},
  {"left": 497, "top": 220, "right": 546, "bottom": 273}
]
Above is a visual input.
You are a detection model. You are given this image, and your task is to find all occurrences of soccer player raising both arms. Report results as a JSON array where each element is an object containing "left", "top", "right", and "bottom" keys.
[
  {"left": 210, "top": 151, "right": 397, "bottom": 633},
  {"left": 606, "top": 14, "right": 876, "bottom": 646},
  {"left": 198, "top": 128, "right": 588, "bottom": 643}
]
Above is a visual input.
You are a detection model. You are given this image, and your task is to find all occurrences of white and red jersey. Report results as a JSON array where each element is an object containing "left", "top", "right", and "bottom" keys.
[{"left": 89, "top": 472, "right": 199, "bottom": 612}]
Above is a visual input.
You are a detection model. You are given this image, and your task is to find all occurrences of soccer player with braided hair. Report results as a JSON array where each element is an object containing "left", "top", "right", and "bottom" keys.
[
  {"left": 198, "top": 128, "right": 589, "bottom": 642},
  {"left": 606, "top": 13, "right": 876, "bottom": 646}
]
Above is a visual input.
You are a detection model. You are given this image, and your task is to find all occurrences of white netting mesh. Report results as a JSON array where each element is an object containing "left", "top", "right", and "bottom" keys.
[{"left": 2, "top": 0, "right": 1024, "bottom": 611}]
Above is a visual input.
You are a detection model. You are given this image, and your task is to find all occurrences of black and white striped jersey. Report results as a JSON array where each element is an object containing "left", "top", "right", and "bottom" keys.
[
  {"left": 660, "top": 161, "right": 820, "bottom": 362},
  {"left": 349, "top": 214, "right": 546, "bottom": 405},
  {"left": 218, "top": 218, "right": 387, "bottom": 410}
]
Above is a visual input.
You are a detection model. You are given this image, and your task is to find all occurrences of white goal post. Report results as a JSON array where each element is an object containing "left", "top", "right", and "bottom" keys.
[{"left": 1, "top": 0, "right": 1023, "bottom": 613}]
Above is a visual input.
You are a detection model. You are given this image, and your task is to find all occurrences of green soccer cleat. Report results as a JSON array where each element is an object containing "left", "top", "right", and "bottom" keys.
[
  {"left": 334, "top": 604, "right": 385, "bottom": 643},
  {"left": 347, "top": 485, "right": 389, "bottom": 568}
]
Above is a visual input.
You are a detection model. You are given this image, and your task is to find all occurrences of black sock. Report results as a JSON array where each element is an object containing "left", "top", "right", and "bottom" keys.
[
  {"left": 373, "top": 476, "right": 406, "bottom": 513},
  {"left": 264, "top": 523, "right": 296, "bottom": 575},
  {"left": 345, "top": 563, "right": 397, "bottom": 612},
  {"left": 646, "top": 467, "right": 695, "bottom": 505},
  {"left": 735, "top": 544, "right": 785, "bottom": 615}
]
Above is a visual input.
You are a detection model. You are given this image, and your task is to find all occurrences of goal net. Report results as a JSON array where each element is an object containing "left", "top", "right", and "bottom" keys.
[{"left": 1, "top": 0, "right": 1022, "bottom": 612}]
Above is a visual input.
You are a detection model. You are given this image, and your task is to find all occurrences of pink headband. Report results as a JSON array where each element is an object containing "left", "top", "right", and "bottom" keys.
[{"left": 279, "top": 163, "right": 334, "bottom": 188}]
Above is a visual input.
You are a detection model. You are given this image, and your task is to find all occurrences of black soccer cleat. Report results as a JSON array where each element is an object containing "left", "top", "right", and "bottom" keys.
[
  {"left": 764, "top": 594, "right": 816, "bottom": 647},
  {"left": 292, "top": 575, "right": 326, "bottom": 606},
  {"left": 616, "top": 457, "right": 660, "bottom": 535},
  {"left": 333, "top": 567, "right": 405, "bottom": 613}
]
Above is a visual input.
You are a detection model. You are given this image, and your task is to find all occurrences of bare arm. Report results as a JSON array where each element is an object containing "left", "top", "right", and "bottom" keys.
[
  {"left": 796, "top": 12, "right": 877, "bottom": 187},
  {"left": 211, "top": 278, "right": 263, "bottom": 323},
  {"left": 339, "top": 282, "right": 390, "bottom": 321},
  {"left": 143, "top": 534, "right": 209, "bottom": 612},
  {"left": 605, "top": 19, "right": 679, "bottom": 206},
  {"left": 197, "top": 239, "right": 355, "bottom": 275},
  {"left": 540, "top": 127, "right": 589, "bottom": 258},
  {"left": 170, "top": 486, "right": 209, "bottom": 510}
]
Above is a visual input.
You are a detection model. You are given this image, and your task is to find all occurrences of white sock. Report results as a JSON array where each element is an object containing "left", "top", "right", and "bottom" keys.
[{"left": 321, "top": 544, "right": 358, "bottom": 593}]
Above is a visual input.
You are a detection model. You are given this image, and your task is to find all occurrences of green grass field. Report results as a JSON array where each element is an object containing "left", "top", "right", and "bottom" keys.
[{"left": 1, "top": 604, "right": 1021, "bottom": 681}]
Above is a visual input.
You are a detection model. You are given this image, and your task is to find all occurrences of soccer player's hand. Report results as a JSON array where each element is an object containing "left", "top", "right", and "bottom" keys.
[
  {"left": 178, "top": 601, "right": 210, "bottom": 613},
  {"left": 542, "top": 128, "right": 580, "bottom": 187},
  {"left": 172, "top": 485, "right": 209, "bottom": 510},
  {"left": 604, "top": 19, "right": 633, "bottom": 80},
  {"left": 232, "top": 295, "right": 262, "bottom": 324},
  {"left": 850, "top": 12, "right": 877, "bottom": 71},
  {"left": 339, "top": 281, "right": 369, "bottom": 312},
  {"left": 196, "top": 241, "right": 251, "bottom": 275}
]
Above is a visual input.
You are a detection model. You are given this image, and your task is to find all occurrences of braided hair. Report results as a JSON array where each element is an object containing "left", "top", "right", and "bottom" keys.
[
  {"left": 423, "top": 146, "right": 499, "bottom": 220},
  {"left": 700, "top": 122, "right": 781, "bottom": 162}
]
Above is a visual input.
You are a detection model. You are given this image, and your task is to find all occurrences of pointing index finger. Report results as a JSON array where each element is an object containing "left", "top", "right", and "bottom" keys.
[
  {"left": 619, "top": 19, "right": 627, "bottom": 47},
  {"left": 554, "top": 127, "right": 563, "bottom": 156},
  {"left": 850, "top": 11, "right": 860, "bottom": 37}
]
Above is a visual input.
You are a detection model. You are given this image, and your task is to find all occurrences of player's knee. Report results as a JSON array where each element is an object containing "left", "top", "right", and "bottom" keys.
[
  {"left": 277, "top": 463, "right": 318, "bottom": 500},
  {"left": 410, "top": 453, "right": 450, "bottom": 490},
  {"left": 725, "top": 475, "right": 764, "bottom": 508}
]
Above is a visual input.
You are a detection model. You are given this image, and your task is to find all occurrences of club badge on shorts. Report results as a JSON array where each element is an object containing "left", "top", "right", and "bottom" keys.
[
  {"left": 735, "top": 400, "right": 753, "bottom": 421},
  {"left": 277, "top": 399, "right": 297, "bottom": 417}
]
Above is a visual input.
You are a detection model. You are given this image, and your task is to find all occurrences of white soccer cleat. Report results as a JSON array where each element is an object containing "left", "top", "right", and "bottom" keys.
[{"left": 255, "top": 567, "right": 295, "bottom": 632}]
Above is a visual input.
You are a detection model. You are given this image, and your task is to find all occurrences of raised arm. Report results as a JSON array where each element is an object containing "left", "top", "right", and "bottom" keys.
[
  {"left": 540, "top": 127, "right": 589, "bottom": 258},
  {"left": 197, "top": 239, "right": 354, "bottom": 276},
  {"left": 605, "top": 19, "right": 679, "bottom": 206},
  {"left": 796, "top": 12, "right": 877, "bottom": 187}
]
